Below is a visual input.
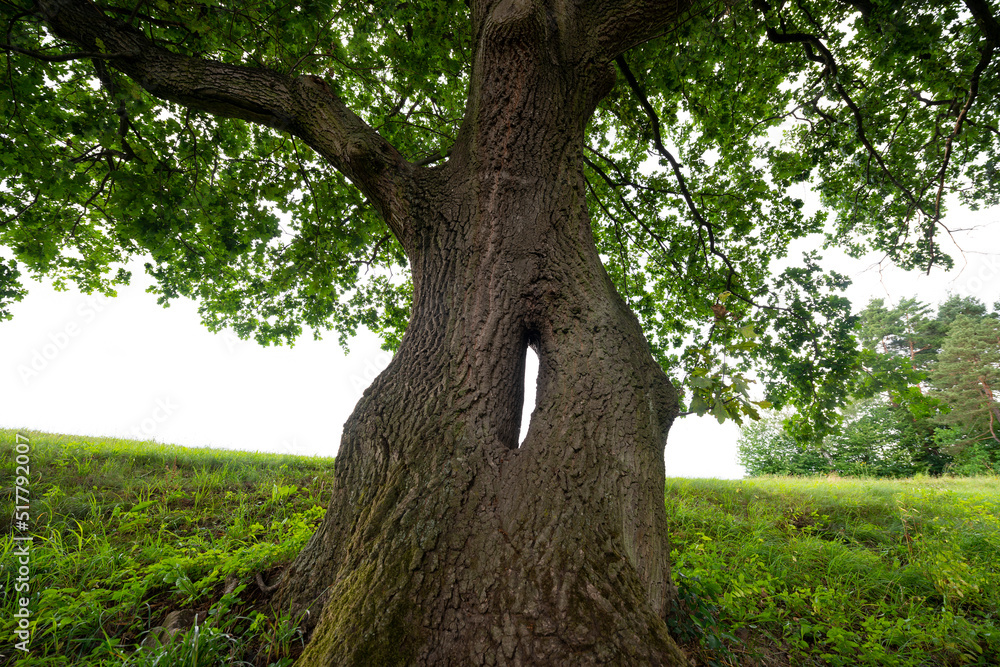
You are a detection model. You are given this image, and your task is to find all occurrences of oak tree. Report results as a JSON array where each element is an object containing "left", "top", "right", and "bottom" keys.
[{"left": 2, "top": 0, "right": 998, "bottom": 662}]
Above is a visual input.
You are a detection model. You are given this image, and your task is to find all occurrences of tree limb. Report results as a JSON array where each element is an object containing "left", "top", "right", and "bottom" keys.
[
  {"left": 614, "top": 54, "right": 738, "bottom": 290},
  {"left": 612, "top": 56, "right": 805, "bottom": 327},
  {"left": 931, "top": 0, "right": 998, "bottom": 240},
  {"left": 754, "top": 10, "right": 941, "bottom": 268},
  {"left": 965, "top": 0, "right": 1000, "bottom": 43},
  {"left": 590, "top": 0, "right": 697, "bottom": 60},
  {"left": 29, "top": 0, "right": 415, "bottom": 249},
  {"left": 1, "top": 41, "right": 119, "bottom": 61}
]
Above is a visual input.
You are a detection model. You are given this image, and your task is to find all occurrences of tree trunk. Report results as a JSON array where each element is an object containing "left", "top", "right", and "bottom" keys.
[{"left": 275, "top": 6, "right": 690, "bottom": 665}]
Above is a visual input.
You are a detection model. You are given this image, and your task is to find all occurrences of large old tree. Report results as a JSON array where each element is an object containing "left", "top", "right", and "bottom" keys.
[{"left": 2, "top": 0, "right": 998, "bottom": 662}]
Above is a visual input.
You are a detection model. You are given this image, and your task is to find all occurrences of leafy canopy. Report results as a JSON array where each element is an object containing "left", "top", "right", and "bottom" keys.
[{"left": 1, "top": 0, "right": 998, "bottom": 427}]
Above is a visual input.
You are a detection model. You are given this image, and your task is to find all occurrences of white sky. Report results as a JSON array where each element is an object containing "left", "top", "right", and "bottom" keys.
[{"left": 1, "top": 206, "right": 997, "bottom": 479}]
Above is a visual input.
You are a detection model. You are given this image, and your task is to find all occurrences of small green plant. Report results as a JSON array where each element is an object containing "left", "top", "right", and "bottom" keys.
[
  {"left": 666, "top": 572, "right": 739, "bottom": 666},
  {"left": 267, "top": 484, "right": 299, "bottom": 506},
  {"left": 129, "top": 575, "right": 254, "bottom": 665},
  {"left": 129, "top": 623, "right": 246, "bottom": 667},
  {"left": 248, "top": 609, "right": 307, "bottom": 665}
]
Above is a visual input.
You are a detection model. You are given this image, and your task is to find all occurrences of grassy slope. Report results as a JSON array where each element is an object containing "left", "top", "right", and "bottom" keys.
[
  {"left": 1, "top": 430, "right": 998, "bottom": 666},
  {"left": 667, "top": 476, "right": 1000, "bottom": 666},
  {"left": 1, "top": 430, "right": 333, "bottom": 666}
]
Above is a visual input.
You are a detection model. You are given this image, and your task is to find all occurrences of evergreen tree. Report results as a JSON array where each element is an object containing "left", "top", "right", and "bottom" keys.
[
  {"left": 932, "top": 315, "right": 1000, "bottom": 464},
  {"left": 855, "top": 298, "right": 948, "bottom": 472},
  {"left": 921, "top": 294, "right": 993, "bottom": 364}
]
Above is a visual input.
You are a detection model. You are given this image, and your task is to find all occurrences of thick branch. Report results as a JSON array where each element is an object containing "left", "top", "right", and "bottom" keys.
[
  {"left": 965, "top": 0, "right": 1000, "bottom": 42},
  {"left": 30, "top": 0, "right": 414, "bottom": 248},
  {"left": 591, "top": 0, "right": 696, "bottom": 60},
  {"left": 932, "top": 0, "right": 999, "bottom": 230}
]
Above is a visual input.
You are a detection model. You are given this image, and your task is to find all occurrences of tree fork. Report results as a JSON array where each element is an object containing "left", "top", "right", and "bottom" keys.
[{"left": 272, "top": 4, "right": 692, "bottom": 662}]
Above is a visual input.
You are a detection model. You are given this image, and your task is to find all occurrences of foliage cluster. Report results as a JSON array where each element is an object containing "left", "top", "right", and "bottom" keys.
[
  {"left": 2, "top": 0, "right": 998, "bottom": 444},
  {"left": 740, "top": 295, "right": 1000, "bottom": 477},
  {"left": 667, "top": 475, "right": 1000, "bottom": 666},
  {"left": 0, "top": 430, "right": 332, "bottom": 666}
]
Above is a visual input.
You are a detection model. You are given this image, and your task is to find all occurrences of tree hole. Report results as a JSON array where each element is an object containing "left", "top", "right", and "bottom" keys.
[{"left": 519, "top": 347, "right": 539, "bottom": 446}]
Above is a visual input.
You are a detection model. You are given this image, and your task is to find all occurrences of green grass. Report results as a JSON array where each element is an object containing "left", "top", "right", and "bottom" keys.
[
  {"left": 1, "top": 429, "right": 334, "bottom": 666},
  {"left": 2, "top": 430, "right": 999, "bottom": 666},
  {"left": 667, "top": 475, "right": 1000, "bottom": 666}
]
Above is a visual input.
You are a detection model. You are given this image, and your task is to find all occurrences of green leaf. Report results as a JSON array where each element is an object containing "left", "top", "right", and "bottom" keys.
[
  {"left": 690, "top": 396, "right": 710, "bottom": 416},
  {"left": 712, "top": 398, "right": 729, "bottom": 424}
]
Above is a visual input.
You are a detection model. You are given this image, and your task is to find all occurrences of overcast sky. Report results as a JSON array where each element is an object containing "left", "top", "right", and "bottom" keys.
[{"left": 1, "top": 203, "right": 997, "bottom": 479}]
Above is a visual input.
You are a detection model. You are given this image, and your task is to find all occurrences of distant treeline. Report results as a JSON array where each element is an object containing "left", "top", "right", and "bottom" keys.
[{"left": 740, "top": 295, "right": 1000, "bottom": 477}]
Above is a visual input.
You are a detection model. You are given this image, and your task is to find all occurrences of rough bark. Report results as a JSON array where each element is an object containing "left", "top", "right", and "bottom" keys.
[
  {"left": 28, "top": 0, "right": 695, "bottom": 662},
  {"left": 274, "top": 2, "right": 691, "bottom": 664}
]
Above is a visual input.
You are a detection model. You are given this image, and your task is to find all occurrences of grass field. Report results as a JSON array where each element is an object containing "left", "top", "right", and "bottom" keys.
[
  {"left": 666, "top": 476, "right": 1000, "bottom": 666},
  {"left": 2, "top": 429, "right": 998, "bottom": 666}
]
